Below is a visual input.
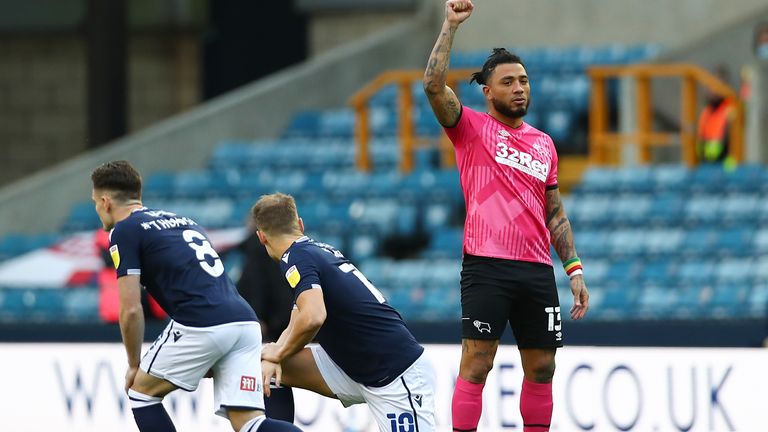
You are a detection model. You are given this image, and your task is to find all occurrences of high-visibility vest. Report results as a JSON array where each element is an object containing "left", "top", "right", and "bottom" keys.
[{"left": 697, "top": 99, "right": 734, "bottom": 161}]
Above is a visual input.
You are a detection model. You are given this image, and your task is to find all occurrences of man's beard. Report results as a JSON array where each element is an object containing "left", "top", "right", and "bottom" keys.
[{"left": 491, "top": 97, "right": 529, "bottom": 119}]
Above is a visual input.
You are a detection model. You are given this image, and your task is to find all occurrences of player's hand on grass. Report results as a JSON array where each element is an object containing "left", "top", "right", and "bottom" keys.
[
  {"left": 261, "top": 360, "right": 282, "bottom": 398},
  {"left": 569, "top": 274, "right": 589, "bottom": 320},
  {"left": 124, "top": 366, "right": 139, "bottom": 394},
  {"left": 445, "top": 0, "right": 474, "bottom": 26}
]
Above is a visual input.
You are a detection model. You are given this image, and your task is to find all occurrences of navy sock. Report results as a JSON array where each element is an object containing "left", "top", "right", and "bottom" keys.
[
  {"left": 254, "top": 418, "right": 303, "bottom": 431},
  {"left": 131, "top": 404, "right": 176, "bottom": 432},
  {"left": 128, "top": 389, "right": 176, "bottom": 432},
  {"left": 265, "top": 386, "right": 295, "bottom": 422}
]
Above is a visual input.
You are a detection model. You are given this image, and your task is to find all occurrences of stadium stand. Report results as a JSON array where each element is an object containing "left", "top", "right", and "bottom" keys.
[{"left": 1, "top": 43, "right": 764, "bottom": 325}]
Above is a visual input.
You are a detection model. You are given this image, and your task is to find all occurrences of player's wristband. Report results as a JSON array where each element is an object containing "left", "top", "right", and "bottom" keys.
[{"left": 563, "top": 257, "right": 583, "bottom": 278}]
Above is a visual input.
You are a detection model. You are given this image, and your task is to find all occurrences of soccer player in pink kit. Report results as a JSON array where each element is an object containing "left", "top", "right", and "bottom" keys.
[{"left": 423, "top": 1, "right": 590, "bottom": 431}]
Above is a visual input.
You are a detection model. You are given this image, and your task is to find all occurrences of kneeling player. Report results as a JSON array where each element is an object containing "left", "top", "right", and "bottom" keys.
[
  {"left": 252, "top": 193, "right": 436, "bottom": 432},
  {"left": 91, "top": 161, "right": 302, "bottom": 432}
]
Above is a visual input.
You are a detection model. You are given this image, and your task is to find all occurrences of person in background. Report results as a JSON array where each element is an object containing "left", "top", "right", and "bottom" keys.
[
  {"left": 754, "top": 22, "right": 768, "bottom": 60},
  {"left": 95, "top": 228, "right": 166, "bottom": 323},
  {"left": 237, "top": 221, "right": 296, "bottom": 423},
  {"left": 697, "top": 65, "right": 737, "bottom": 167}
]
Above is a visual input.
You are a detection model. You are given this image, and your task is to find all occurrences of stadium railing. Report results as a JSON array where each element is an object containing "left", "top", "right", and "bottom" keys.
[{"left": 587, "top": 63, "right": 745, "bottom": 166}]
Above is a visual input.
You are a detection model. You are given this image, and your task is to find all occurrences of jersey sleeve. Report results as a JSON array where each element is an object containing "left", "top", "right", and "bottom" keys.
[
  {"left": 108, "top": 222, "right": 142, "bottom": 278},
  {"left": 279, "top": 248, "right": 321, "bottom": 302},
  {"left": 443, "top": 105, "right": 479, "bottom": 148},
  {"left": 546, "top": 135, "right": 559, "bottom": 189}
]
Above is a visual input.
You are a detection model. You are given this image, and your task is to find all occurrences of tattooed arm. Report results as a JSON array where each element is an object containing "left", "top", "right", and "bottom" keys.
[
  {"left": 546, "top": 187, "right": 589, "bottom": 320},
  {"left": 423, "top": 0, "right": 474, "bottom": 127}
]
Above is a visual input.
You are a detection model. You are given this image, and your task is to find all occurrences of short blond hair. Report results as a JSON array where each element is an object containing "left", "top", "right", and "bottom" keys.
[{"left": 251, "top": 193, "right": 301, "bottom": 236}]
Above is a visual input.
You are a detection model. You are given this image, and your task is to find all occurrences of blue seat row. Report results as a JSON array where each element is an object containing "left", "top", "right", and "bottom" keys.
[
  {"left": 578, "top": 283, "right": 766, "bottom": 321},
  {"left": 0, "top": 287, "right": 99, "bottom": 322},
  {"left": 0, "top": 233, "right": 61, "bottom": 262},
  {"left": 575, "top": 164, "right": 768, "bottom": 194},
  {"left": 571, "top": 226, "right": 759, "bottom": 259}
]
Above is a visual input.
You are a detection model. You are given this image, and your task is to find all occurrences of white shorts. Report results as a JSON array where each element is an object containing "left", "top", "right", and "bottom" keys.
[
  {"left": 140, "top": 320, "right": 264, "bottom": 418},
  {"left": 309, "top": 345, "right": 436, "bottom": 432}
]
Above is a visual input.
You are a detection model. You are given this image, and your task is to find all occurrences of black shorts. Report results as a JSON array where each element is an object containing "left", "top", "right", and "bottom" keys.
[{"left": 460, "top": 254, "right": 563, "bottom": 348}]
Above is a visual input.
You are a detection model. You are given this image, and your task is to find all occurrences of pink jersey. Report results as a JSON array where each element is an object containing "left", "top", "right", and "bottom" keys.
[{"left": 444, "top": 106, "right": 559, "bottom": 265}]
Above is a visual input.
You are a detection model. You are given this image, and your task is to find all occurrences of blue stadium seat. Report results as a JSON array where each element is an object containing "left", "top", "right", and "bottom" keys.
[
  {"left": 422, "top": 202, "right": 455, "bottom": 232},
  {"left": 283, "top": 111, "right": 321, "bottom": 138},
  {"left": 597, "top": 286, "right": 638, "bottom": 320},
  {"left": 604, "top": 260, "right": 640, "bottom": 285},
  {"left": 424, "top": 228, "right": 464, "bottom": 259},
  {"left": 543, "top": 109, "right": 575, "bottom": 143},
  {"left": 688, "top": 165, "right": 728, "bottom": 193},
  {"left": 715, "top": 258, "right": 753, "bottom": 284},
  {"left": 567, "top": 195, "right": 612, "bottom": 227},
  {"left": 648, "top": 194, "right": 684, "bottom": 226},
  {"left": 347, "top": 231, "right": 379, "bottom": 262},
  {"left": 567, "top": 230, "right": 607, "bottom": 259},
  {"left": 614, "top": 166, "right": 653, "bottom": 193},
  {"left": 143, "top": 171, "right": 176, "bottom": 199},
  {"left": 681, "top": 228, "right": 719, "bottom": 256},
  {"left": 677, "top": 259, "right": 716, "bottom": 285},
  {"left": 650, "top": 165, "right": 689, "bottom": 192},
  {"left": 577, "top": 168, "right": 619, "bottom": 194},
  {"left": 754, "top": 230, "right": 768, "bottom": 254},
  {"left": 62, "top": 202, "right": 101, "bottom": 232},
  {"left": 720, "top": 194, "right": 759, "bottom": 224},
  {"left": 715, "top": 226, "right": 753, "bottom": 257},
  {"left": 683, "top": 196, "right": 721, "bottom": 225},
  {"left": 747, "top": 284, "right": 768, "bottom": 317},
  {"left": 707, "top": 285, "right": 751, "bottom": 319},
  {"left": 753, "top": 256, "right": 768, "bottom": 284},
  {"left": 640, "top": 259, "right": 677, "bottom": 285},
  {"left": 611, "top": 195, "right": 651, "bottom": 226},
  {"left": 369, "top": 84, "right": 397, "bottom": 108},
  {"left": 723, "top": 164, "right": 765, "bottom": 193},
  {"left": 636, "top": 285, "right": 678, "bottom": 319},
  {"left": 607, "top": 229, "right": 646, "bottom": 257},
  {"left": 669, "top": 286, "right": 707, "bottom": 319},
  {"left": 644, "top": 228, "right": 684, "bottom": 257}
]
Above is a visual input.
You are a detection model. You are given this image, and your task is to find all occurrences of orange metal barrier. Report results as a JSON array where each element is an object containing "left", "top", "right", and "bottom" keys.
[
  {"left": 588, "top": 63, "right": 745, "bottom": 166},
  {"left": 349, "top": 69, "right": 476, "bottom": 172}
]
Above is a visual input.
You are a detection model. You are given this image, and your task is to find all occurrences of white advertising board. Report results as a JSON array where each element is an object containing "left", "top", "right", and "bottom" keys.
[{"left": 0, "top": 344, "right": 766, "bottom": 431}]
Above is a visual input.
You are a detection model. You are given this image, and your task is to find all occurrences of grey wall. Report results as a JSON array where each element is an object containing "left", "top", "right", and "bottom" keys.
[
  {"left": 0, "top": 5, "right": 435, "bottom": 235},
  {"left": 428, "top": 0, "right": 768, "bottom": 51}
]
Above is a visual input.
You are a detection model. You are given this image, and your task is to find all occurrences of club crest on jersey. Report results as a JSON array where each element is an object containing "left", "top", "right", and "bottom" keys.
[
  {"left": 109, "top": 245, "right": 120, "bottom": 269},
  {"left": 285, "top": 265, "right": 300, "bottom": 288}
]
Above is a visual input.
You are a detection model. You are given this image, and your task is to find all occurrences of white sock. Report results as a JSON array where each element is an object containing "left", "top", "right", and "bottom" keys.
[
  {"left": 127, "top": 388, "right": 163, "bottom": 409},
  {"left": 239, "top": 414, "right": 266, "bottom": 432}
]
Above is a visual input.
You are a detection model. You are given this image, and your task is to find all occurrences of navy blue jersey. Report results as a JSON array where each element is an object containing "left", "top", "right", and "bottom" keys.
[
  {"left": 109, "top": 208, "right": 257, "bottom": 327},
  {"left": 279, "top": 236, "right": 423, "bottom": 387}
]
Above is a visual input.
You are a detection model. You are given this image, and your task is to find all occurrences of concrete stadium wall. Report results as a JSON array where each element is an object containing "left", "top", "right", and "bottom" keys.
[
  {"left": 0, "top": 4, "right": 435, "bottom": 236},
  {"left": 427, "top": 0, "right": 768, "bottom": 51},
  {"left": 0, "top": 33, "right": 201, "bottom": 188}
]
